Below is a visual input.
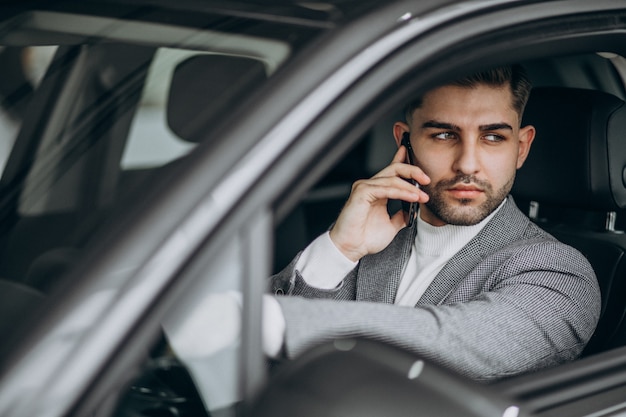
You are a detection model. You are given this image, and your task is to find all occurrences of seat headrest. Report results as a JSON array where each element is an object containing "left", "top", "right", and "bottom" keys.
[
  {"left": 167, "top": 54, "right": 267, "bottom": 143},
  {"left": 513, "top": 87, "right": 626, "bottom": 211}
]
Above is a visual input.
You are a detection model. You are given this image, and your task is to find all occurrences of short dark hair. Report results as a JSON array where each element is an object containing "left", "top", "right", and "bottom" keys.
[{"left": 403, "top": 64, "right": 532, "bottom": 125}]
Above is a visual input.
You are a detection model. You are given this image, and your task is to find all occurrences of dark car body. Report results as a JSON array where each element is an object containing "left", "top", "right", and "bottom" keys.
[{"left": 0, "top": 0, "right": 625, "bottom": 416}]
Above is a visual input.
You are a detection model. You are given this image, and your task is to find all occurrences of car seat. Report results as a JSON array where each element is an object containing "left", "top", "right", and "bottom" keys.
[
  {"left": 166, "top": 54, "right": 267, "bottom": 143},
  {"left": 512, "top": 86, "right": 626, "bottom": 356},
  {"left": 119, "top": 53, "right": 268, "bottom": 190},
  {"left": 144, "top": 53, "right": 309, "bottom": 271}
]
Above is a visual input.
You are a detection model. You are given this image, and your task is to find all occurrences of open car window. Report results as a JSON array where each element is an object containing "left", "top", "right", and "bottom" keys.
[{"left": 112, "top": 49, "right": 626, "bottom": 416}]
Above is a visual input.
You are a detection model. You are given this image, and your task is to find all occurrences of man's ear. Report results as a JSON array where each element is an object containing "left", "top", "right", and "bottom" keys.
[
  {"left": 516, "top": 124, "right": 536, "bottom": 169},
  {"left": 393, "top": 122, "right": 410, "bottom": 148}
]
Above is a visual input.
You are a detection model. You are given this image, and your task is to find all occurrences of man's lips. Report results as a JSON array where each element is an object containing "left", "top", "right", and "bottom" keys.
[{"left": 446, "top": 184, "right": 484, "bottom": 199}]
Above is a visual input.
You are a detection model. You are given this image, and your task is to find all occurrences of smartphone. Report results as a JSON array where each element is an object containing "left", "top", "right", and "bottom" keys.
[{"left": 401, "top": 132, "right": 418, "bottom": 228}]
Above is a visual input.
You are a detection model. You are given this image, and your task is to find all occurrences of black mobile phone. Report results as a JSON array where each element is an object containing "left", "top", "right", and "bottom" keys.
[{"left": 401, "top": 132, "right": 418, "bottom": 228}]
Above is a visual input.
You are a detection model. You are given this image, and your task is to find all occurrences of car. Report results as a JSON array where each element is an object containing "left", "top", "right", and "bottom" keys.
[{"left": 0, "top": 0, "right": 625, "bottom": 416}]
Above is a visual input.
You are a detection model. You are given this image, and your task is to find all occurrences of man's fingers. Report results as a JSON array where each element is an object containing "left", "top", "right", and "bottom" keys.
[
  {"left": 373, "top": 148, "right": 431, "bottom": 186},
  {"left": 330, "top": 146, "right": 429, "bottom": 261},
  {"left": 352, "top": 176, "right": 429, "bottom": 204},
  {"left": 391, "top": 144, "right": 408, "bottom": 163},
  {"left": 394, "top": 162, "right": 431, "bottom": 186}
]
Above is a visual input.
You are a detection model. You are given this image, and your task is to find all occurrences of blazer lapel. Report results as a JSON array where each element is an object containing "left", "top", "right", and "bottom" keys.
[
  {"left": 417, "top": 197, "right": 529, "bottom": 306},
  {"left": 356, "top": 225, "right": 417, "bottom": 303},
  {"left": 416, "top": 237, "right": 487, "bottom": 306}
]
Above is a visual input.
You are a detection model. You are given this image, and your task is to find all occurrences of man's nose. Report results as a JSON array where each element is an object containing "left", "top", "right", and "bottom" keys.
[{"left": 452, "top": 140, "right": 480, "bottom": 175}]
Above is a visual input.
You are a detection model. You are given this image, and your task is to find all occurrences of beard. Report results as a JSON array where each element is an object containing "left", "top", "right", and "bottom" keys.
[{"left": 422, "top": 174, "right": 513, "bottom": 226}]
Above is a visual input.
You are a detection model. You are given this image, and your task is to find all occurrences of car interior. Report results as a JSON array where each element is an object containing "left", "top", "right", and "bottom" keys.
[
  {"left": 513, "top": 85, "right": 626, "bottom": 356},
  {"left": 275, "top": 51, "right": 626, "bottom": 359}
]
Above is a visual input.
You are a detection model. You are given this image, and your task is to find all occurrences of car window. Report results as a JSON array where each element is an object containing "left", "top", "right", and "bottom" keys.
[
  {"left": 0, "top": 17, "right": 289, "bottom": 275},
  {"left": 0, "top": 8, "right": 305, "bottom": 416},
  {"left": 99, "top": 49, "right": 626, "bottom": 417}
]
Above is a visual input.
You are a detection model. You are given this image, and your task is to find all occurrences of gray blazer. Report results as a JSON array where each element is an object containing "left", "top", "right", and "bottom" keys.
[{"left": 270, "top": 197, "right": 601, "bottom": 381}]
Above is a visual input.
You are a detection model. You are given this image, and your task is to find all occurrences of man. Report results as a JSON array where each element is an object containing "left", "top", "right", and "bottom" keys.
[{"left": 267, "top": 65, "right": 601, "bottom": 381}]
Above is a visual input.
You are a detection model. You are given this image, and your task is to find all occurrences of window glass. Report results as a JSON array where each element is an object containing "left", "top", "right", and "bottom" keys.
[
  {"left": 0, "top": 7, "right": 315, "bottom": 417},
  {"left": 0, "top": 9, "right": 297, "bottom": 325},
  {"left": 162, "top": 236, "right": 243, "bottom": 415},
  {"left": 0, "top": 22, "right": 288, "bottom": 279},
  {"left": 113, "top": 234, "right": 245, "bottom": 417}
]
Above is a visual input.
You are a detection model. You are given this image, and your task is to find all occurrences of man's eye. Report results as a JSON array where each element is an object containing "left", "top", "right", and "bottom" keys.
[
  {"left": 483, "top": 133, "right": 505, "bottom": 142},
  {"left": 433, "top": 132, "right": 456, "bottom": 140}
]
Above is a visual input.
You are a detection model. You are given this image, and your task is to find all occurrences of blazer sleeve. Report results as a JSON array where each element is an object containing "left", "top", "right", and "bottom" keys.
[
  {"left": 274, "top": 240, "right": 601, "bottom": 382},
  {"left": 269, "top": 251, "right": 359, "bottom": 300}
]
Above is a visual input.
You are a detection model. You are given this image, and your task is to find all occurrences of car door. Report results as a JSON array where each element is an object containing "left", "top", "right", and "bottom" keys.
[
  {"left": 112, "top": 1, "right": 626, "bottom": 416},
  {"left": 1, "top": 1, "right": 626, "bottom": 417}
]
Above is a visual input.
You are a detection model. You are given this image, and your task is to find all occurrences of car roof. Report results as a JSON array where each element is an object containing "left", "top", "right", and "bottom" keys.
[{"left": 0, "top": 0, "right": 490, "bottom": 27}]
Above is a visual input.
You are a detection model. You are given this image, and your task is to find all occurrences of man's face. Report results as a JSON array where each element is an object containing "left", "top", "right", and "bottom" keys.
[{"left": 396, "top": 84, "right": 535, "bottom": 226}]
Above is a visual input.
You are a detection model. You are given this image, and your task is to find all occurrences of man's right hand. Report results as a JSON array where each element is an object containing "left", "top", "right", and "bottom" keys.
[{"left": 329, "top": 146, "right": 430, "bottom": 262}]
